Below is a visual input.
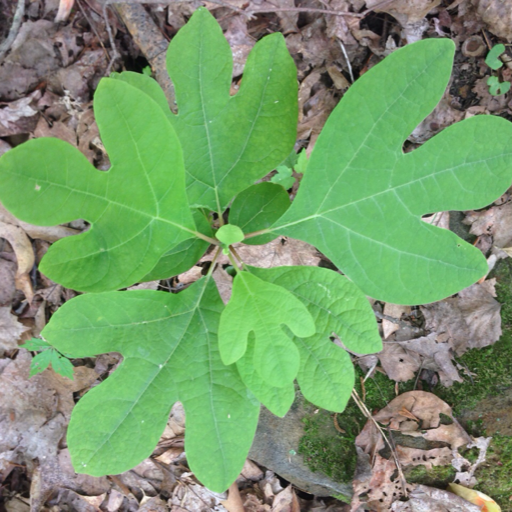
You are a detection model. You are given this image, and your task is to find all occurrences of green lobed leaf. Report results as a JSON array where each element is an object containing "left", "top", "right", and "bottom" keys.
[
  {"left": 142, "top": 209, "right": 212, "bottom": 282},
  {"left": 251, "top": 266, "right": 381, "bottom": 411},
  {"left": 29, "top": 350, "right": 53, "bottom": 377},
  {"left": 0, "top": 79, "right": 196, "bottom": 292},
  {"left": 166, "top": 8, "right": 298, "bottom": 211},
  {"left": 273, "top": 39, "right": 512, "bottom": 304},
  {"left": 235, "top": 333, "right": 295, "bottom": 417},
  {"left": 218, "top": 272, "right": 315, "bottom": 387},
  {"left": 50, "top": 351, "right": 75, "bottom": 380},
  {"left": 21, "top": 338, "right": 51, "bottom": 351},
  {"left": 42, "top": 278, "right": 259, "bottom": 492},
  {"left": 270, "top": 166, "right": 295, "bottom": 190},
  {"left": 229, "top": 182, "right": 290, "bottom": 245}
]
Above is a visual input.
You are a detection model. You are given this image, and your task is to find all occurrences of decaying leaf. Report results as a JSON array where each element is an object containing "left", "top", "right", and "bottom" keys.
[
  {"left": 0, "top": 307, "right": 29, "bottom": 351},
  {"left": 354, "top": 391, "right": 472, "bottom": 510},
  {"left": 421, "top": 280, "right": 501, "bottom": 355}
]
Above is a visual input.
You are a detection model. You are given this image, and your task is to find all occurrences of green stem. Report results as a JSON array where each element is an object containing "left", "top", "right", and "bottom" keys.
[
  {"left": 191, "top": 229, "right": 219, "bottom": 245},
  {"left": 243, "top": 227, "right": 272, "bottom": 240}
]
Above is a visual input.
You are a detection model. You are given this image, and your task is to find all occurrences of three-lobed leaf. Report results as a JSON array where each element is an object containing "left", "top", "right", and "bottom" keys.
[
  {"left": 218, "top": 272, "right": 315, "bottom": 387},
  {"left": 250, "top": 266, "right": 381, "bottom": 411},
  {"left": 166, "top": 8, "right": 298, "bottom": 212},
  {"left": 273, "top": 39, "right": 512, "bottom": 304},
  {"left": 42, "top": 277, "right": 259, "bottom": 492}
]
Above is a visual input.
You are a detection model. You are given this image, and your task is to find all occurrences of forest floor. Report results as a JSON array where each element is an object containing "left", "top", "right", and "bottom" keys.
[{"left": 1, "top": 0, "right": 512, "bottom": 511}]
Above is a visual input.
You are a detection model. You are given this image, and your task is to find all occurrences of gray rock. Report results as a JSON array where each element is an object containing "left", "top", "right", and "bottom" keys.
[{"left": 249, "top": 395, "right": 353, "bottom": 498}]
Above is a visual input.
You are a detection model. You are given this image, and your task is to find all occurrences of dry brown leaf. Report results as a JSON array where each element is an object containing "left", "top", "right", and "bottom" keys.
[
  {"left": 0, "top": 220, "right": 34, "bottom": 300},
  {"left": 271, "top": 486, "right": 300, "bottom": 512},
  {"left": 0, "top": 92, "right": 40, "bottom": 137},
  {"left": 422, "top": 281, "right": 501, "bottom": 355},
  {"left": 391, "top": 484, "right": 482, "bottom": 512},
  {"left": 379, "top": 333, "right": 463, "bottom": 386},
  {"left": 224, "top": 15, "right": 255, "bottom": 78},
  {"left": 0, "top": 202, "right": 79, "bottom": 242},
  {"left": 236, "top": 237, "right": 321, "bottom": 268},
  {"left": 471, "top": 0, "right": 512, "bottom": 40},
  {"left": 382, "top": 303, "right": 411, "bottom": 339},
  {"left": 354, "top": 391, "right": 472, "bottom": 510},
  {"left": 0, "top": 258, "right": 16, "bottom": 306},
  {"left": 0, "top": 307, "right": 29, "bottom": 351},
  {"left": 465, "top": 202, "right": 512, "bottom": 249},
  {"left": 365, "top": 0, "right": 441, "bottom": 26},
  {"left": 221, "top": 483, "right": 245, "bottom": 512}
]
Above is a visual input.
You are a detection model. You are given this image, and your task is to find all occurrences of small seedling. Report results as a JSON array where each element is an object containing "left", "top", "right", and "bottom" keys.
[
  {"left": 20, "top": 338, "right": 74, "bottom": 379},
  {"left": 485, "top": 43, "right": 510, "bottom": 96},
  {"left": 1, "top": 9, "right": 512, "bottom": 492}
]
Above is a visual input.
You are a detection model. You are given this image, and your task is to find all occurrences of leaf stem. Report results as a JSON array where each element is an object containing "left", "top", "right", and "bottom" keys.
[
  {"left": 206, "top": 246, "right": 222, "bottom": 277},
  {"left": 190, "top": 229, "right": 219, "bottom": 245},
  {"left": 243, "top": 228, "right": 272, "bottom": 240}
]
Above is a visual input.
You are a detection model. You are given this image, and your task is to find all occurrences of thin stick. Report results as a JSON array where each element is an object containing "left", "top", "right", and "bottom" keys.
[
  {"left": 338, "top": 40, "right": 354, "bottom": 83},
  {"left": 0, "top": 0, "right": 25, "bottom": 62},
  {"left": 350, "top": 389, "right": 408, "bottom": 497},
  {"left": 103, "top": 3, "right": 120, "bottom": 75}
]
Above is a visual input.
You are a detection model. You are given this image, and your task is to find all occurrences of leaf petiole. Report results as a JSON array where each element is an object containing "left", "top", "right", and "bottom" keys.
[{"left": 243, "top": 227, "right": 272, "bottom": 240}]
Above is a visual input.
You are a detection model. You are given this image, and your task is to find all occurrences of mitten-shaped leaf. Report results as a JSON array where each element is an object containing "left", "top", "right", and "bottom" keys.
[
  {"left": 0, "top": 79, "right": 196, "bottom": 292},
  {"left": 218, "top": 272, "right": 315, "bottom": 387},
  {"left": 273, "top": 39, "right": 512, "bottom": 304},
  {"left": 166, "top": 8, "right": 298, "bottom": 211},
  {"left": 251, "top": 266, "right": 381, "bottom": 412},
  {"left": 235, "top": 334, "right": 295, "bottom": 417},
  {"left": 42, "top": 278, "right": 259, "bottom": 492}
]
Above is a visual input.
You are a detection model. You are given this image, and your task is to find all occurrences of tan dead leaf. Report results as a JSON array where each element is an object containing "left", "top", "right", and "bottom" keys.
[
  {"left": 0, "top": 307, "right": 29, "bottom": 351},
  {"left": 106, "top": 489, "right": 125, "bottom": 511},
  {"left": 382, "top": 303, "right": 411, "bottom": 339},
  {"left": 169, "top": 478, "right": 227, "bottom": 511},
  {"left": 3, "top": 496, "right": 30, "bottom": 512},
  {"left": 271, "top": 486, "right": 300, "bottom": 512},
  {"left": 224, "top": 15, "right": 255, "bottom": 78},
  {"left": 128, "top": 280, "right": 160, "bottom": 290},
  {"left": 0, "top": 220, "right": 34, "bottom": 301},
  {"left": 0, "top": 202, "right": 79, "bottom": 242},
  {"left": 421, "top": 281, "right": 501, "bottom": 355},
  {"left": 243, "top": 494, "right": 271, "bottom": 512},
  {"left": 236, "top": 237, "right": 320, "bottom": 268},
  {"left": 212, "top": 265, "right": 233, "bottom": 304},
  {"left": 466, "top": 202, "right": 512, "bottom": 248},
  {"left": 391, "top": 484, "right": 482, "bottom": 512},
  {"left": 155, "top": 447, "right": 183, "bottom": 464},
  {"left": 365, "top": 0, "right": 441, "bottom": 26},
  {"left": 0, "top": 93, "right": 40, "bottom": 137},
  {"left": 379, "top": 333, "right": 463, "bottom": 386},
  {"left": 451, "top": 436, "right": 492, "bottom": 487},
  {"left": 354, "top": 392, "right": 472, "bottom": 510},
  {"left": 238, "top": 459, "right": 264, "bottom": 483},
  {"left": 81, "top": 492, "right": 107, "bottom": 510},
  {"left": 221, "top": 483, "right": 245, "bottom": 512},
  {"left": 176, "top": 265, "right": 204, "bottom": 287},
  {"left": 0, "top": 258, "right": 16, "bottom": 306},
  {"left": 471, "top": 0, "right": 512, "bottom": 40}
]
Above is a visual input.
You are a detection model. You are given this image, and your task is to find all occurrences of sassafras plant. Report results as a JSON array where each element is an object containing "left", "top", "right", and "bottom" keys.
[{"left": 1, "top": 8, "right": 512, "bottom": 492}]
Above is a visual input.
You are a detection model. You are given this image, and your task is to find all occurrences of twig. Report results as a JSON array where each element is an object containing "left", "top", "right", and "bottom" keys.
[
  {"left": 76, "top": 0, "right": 110, "bottom": 61},
  {"left": 338, "top": 40, "right": 354, "bottom": 83},
  {"left": 103, "top": 3, "right": 120, "bottom": 75},
  {"left": 350, "top": 388, "right": 408, "bottom": 497},
  {"left": 0, "top": 0, "right": 25, "bottom": 63}
]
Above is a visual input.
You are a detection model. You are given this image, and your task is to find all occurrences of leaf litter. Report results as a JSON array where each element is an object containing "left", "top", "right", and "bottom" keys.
[{"left": 1, "top": 0, "right": 512, "bottom": 510}]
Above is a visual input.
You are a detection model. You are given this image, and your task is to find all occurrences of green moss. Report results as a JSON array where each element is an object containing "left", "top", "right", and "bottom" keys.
[
  {"left": 298, "top": 407, "right": 358, "bottom": 482},
  {"left": 404, "top": 464, "right": 456, "bottom": 488},
  {"left": 473, "top": 434, "right": 512, "bottom": 508},
  {"left": 298, "top": 258, "right": 512, "bottom": 508}
]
